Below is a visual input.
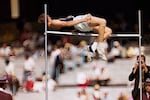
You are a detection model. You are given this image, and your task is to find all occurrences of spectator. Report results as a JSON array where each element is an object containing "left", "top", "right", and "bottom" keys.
[
  {"left": 32, "top": 72, "right": 57, "bottom": 92},
  {"left": 4, "top": 58, "right": 20, "bottom": 95},
  {"left": 140, "top": 79, "right": 150, "bottom": 100},
  {"left": 90, "top": 64, "right": 111, "bottom": 86},
  {"left": 22, "top": 54, "right": 35, "bottom": 90},
  {"left": 78, "top": 40, "right": 89, "bottom": 63},
  {"left": 51, "top": 47, "right": 65, "bottom": 82},
  {"left": 42, "top": 72, "right": 57, "bottom": 92},
  {"left": 77, "top": 88, "right": 89, "bottom": 100},
  {"left": 63, "top": 43, "right": 76, "bottom": 71},
  {"left": 128, "top": 55, "right": 150, "bottom": 100},
  {"left": 126, "top": 46, "right": 134, "bottom": 58},
  {"left": 93, "top": 84, "right": 102, "bottom": 100},
  {"left": 118, "top": 92, "right": 129, "bottom": 100},
  {"left": 102, "top": 90, "right": 111, "bottom": 100},
  {"left": 75, "top": 91, "right": 81, "bottom": 100},
  {"left": 127, "top": 46, "right": 145, "bottom": 58},
  {"left": 0, "top": 68, "right": 13, "bottom": 100},
  {"left": 49, "top": 45, "right": 60, "bottom": 76},
  {"left": 107, "top": 41, "right": 125, "bottom": 62},
  {"left": 0, "top": 43, "right": 15, "bottom": 58},
  {"left": 76, "top": 71, "right": 89, "bottom": 89}
]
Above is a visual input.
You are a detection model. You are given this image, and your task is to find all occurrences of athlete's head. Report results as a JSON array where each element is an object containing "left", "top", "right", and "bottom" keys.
[{"left": 38, "top": 13, "right": 52, "bottom": 25}]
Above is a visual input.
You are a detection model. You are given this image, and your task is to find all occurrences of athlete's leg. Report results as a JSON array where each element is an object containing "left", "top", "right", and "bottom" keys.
[
  {"left": 103, "top": 27, "right": 112, "bottom": 40},
  {"left": 82, "top": 15, "right": 112, "bottom": 61},
  {"left": 97, "top": 26, "right": 112, "bottom": 60},
  {"left": 90, "top": 24, "right": 112, "bottom": 52},
  {"left": 91, "top": 19, "right": 112, "bottom": 60},
  {"left": 87, "top": 26, "right": 112, "bottom": 61},
  {"left": 93, "top": 20, "right": 112, "bottom": 41}
]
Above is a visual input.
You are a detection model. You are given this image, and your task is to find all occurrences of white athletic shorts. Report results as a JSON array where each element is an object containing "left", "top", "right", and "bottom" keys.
[{"left": 73, "top": 15, "right": 93, "bottom": 32}]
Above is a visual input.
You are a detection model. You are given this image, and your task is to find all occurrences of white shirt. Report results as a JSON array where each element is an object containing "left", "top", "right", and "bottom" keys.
[
  {"left": 76, "top": 72, "right": 87, "bottom": 84},
  {"left": 49, "top": 48, "right": 61, "bottom": 71},
  {"left": 94, "top": 67, "right": 110, "bottom": 80},
  {"left": 110, "top": 47, "right": 120, "bottom": 56},
  {"left": 24, "top": 57, "right": 35, "bottom": 71},
  {"left": 0, "top": 46, "right": 11, "bottom": 56}
]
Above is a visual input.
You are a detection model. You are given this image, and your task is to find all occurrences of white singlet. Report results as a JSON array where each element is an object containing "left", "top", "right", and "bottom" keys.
[{"left": 73, "top": 15, "right": 93, "bottom": 32}]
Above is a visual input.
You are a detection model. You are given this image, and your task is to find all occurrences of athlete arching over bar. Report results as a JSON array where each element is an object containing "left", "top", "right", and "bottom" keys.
[{"left": 38, "top": 13, "right": 112, "bottom": 60}]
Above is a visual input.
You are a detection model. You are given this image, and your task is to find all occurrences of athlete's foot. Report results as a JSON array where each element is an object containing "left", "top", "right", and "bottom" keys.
[
  {"left": 86, "top": 45, "right": 95, "bottom": 62},
  {"left": 87, "top": 52, "right": 93, "bottom": 62},
  {"left": 88, "top": 45, "right": 94, "bottom": 53}
]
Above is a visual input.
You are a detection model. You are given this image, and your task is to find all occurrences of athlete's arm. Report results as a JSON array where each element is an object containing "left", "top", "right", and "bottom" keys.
[{"left": 52, "top": 17, "right": 88, "bottom": 27}]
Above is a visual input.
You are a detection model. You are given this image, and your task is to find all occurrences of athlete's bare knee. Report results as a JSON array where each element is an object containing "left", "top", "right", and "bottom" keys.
[
  {"left": 105, "top": 27, "right": 112, "bottom": 38},
  {"left": 108, "top": 27, "right": 112, "bottom": 34},
  {"left": 100, "top": 18, "right": 107, "bottom": 26}
]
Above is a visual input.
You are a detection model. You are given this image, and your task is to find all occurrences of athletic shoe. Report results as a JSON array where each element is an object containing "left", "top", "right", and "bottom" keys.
[
  {"left": 97, "top": 43, "right": 107, "bottom": 61},
  {"left": 86, "top": 45, "right": 95, "bottom": 62},
  {"left": 87, "top": 52, "right": 93, "bottom": 62},
  {"left": 88, "top": 45, "right": 94, "bottom": 53}
]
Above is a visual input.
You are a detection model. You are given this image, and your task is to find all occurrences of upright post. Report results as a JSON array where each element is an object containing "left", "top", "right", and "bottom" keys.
[
  {"left": 44, "top": 4, "right": 48, "bottom": 100},
  {"left": 138, "top": 10, "right": 142, "bottom": 100}
]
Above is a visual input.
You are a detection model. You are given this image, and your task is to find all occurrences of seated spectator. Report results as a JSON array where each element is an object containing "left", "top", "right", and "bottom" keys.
[
  {"left": 90, "top": 66, "right": 111, "bottom": 85},
  {"left": 79, "top": 88, "right": 89, "bottom": 100},
  {"left": 117, "top": 92, "right": 129, "bottom": 100},
  {"left": 102, "top": 90, "right": 111, "bottom": 100},
  {"left": 0, "top": 43, "right": 15, "bottom": 58},
  {"left": 0, "top": 68, "right": 13, "bottom": 100},
  {"left": 42, "top": 72, "right": 57, "bottom": 91},
  {"left": 33, "top": 72, "right": 57, "bottom": 92},
  {"left": 93, "top": 84, "right": 102, "bottom": 100},
  {"left": 22, "top": 54, "right": 35, "bottom": 89},
  {"left": 78, "top": 40, "right": 92, "bottom": 63},
  {"left": 139, "top": 79, "right": 150, "bottom": 100},
  {"left": 76, "top": 71, "right": 89, "bottom": 89},
  {"left": 4, "top": 58, "right": 20, "bottom": 95},
  {"left": 107, "top": 41, "right": 125, "bottom": 62},
  {"left": 126, "top": 46, "right": 136, "bottom": 58},
  {"left": 63, "top": 43, "right": 77, "bottom": 71}
]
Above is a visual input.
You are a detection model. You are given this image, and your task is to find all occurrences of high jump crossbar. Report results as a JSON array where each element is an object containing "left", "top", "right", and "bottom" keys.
[{"left": 46, "top": 30, "right": 140, "bottom": 37}]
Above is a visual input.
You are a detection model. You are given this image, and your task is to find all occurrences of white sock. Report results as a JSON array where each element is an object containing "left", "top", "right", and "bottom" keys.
[
  {"left": 91, "top": 42, "right": 97, "bottom": 52},
  {"left": 97, "top": 42, "right": 108, "bottom": 52}
]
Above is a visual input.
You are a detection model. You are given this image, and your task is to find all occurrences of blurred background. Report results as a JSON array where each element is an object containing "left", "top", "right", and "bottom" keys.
[{"left": 0, "top": 0, "right": 150, "bottom": 100}]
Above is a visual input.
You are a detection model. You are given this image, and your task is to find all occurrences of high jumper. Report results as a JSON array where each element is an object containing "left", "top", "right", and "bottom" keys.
[{"left": 38, "top": 13, "right": 112, "bottom": 60}]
